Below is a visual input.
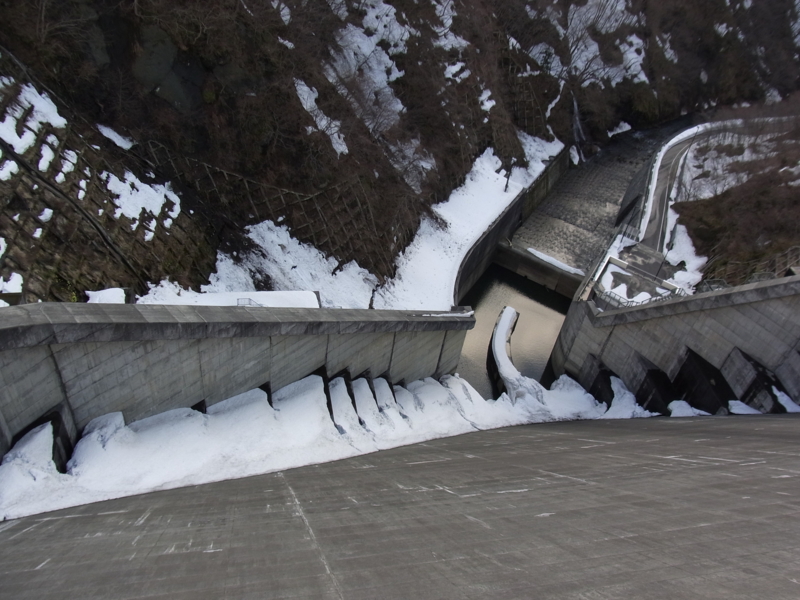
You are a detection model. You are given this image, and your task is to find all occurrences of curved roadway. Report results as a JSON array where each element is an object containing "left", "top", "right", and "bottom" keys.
[{"left": 640, "top": 137, "right": 697, "bottom": 252}]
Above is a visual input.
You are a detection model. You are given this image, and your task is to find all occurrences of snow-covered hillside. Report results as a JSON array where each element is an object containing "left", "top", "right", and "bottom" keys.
[{"left": 2, "top": 0, "right": 799, "bottom": 299}]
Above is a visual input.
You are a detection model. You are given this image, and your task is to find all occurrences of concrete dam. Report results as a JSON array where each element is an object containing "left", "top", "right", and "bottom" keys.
[
  {"left": 2, "top": 117, "right": 799, "bottom": 471},
  {"left": 455, "top": 119, "right": 800, "bottom": 419},
  {"left": 0, "top": 304, "right": 474, "bottom": 464}
]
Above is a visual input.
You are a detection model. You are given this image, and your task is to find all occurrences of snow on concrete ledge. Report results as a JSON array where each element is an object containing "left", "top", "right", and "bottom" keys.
[
  {"left": 527, "top": 248, "right": 586, "bottom": 276},
  {"left": 137, "top": 280, "right": 320, "bottom": 308},
  {"left": 0, "top": 305, "right": 704, "bottom": 520},
  {"left": 86, "top": 288, "right": 126, "bottom": 304},
  {"left": 774, "top": 387, "right": 800, "bottom": 413}
]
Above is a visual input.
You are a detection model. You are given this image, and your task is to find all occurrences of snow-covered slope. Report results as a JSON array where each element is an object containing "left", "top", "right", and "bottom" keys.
[{"left": 4, "top": 0, "right": 798, "bottom": 299}]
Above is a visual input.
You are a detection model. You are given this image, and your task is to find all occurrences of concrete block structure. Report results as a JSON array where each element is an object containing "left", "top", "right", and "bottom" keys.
[
  {"left": 551, "top": 275, "right": 800, "bottom": 412},
  {"left": 0, "top": 304, "right": 475, "bottom": 459}
]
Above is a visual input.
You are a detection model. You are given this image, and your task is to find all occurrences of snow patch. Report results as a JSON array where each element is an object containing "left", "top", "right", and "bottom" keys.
[
  {"left": 729, "top": 400, "right": 762, "bottom": 415},
  {"left": 294, "top": 79, "right": 348, "bottom": 157},
  {"left": 773, "top": 387, "right": 800, "bottom": 413},
  {"left": 445, "top": 62, "right": 470, "bottom": 82},
  {"left": 323, "top": 1, "right": 427, "bottom": 186},
  {"left": 202, "top": 222, "right": 377, "bottom": 309},
  {"left": 658, "top": 33, "right": 678, "bottom": 63},
  {"left": 97, "top": 125, "right": 135, "bottom": 150},
  {"left": 608, "top": 121, "right": 632, "bottom": 138},
  {"left": 668, "top": 401, "right": 711, "bottom": 417},
  {"left": 601, "top": 377, "right": 657, "bottom": 419},
  {"left": 0, "top": 160, "right": 19, "bottom": 181},
  {"left": 0, "top": 83, "right": 67, "bottom": 154},
  {"left": 101, "top": 171, "right": 180, "bottom": 239},
  {"left": 430, "top": 0, "right": 469, "bottom": 51},
  {"left": 38, "top": 143, "right": 55, "bottom": 172},
  {"left": 271, "top": 0, "right": 291, "bottom": 24},
  {"left": 664, "top": 224, "right": 707, "bottom": 292},
  {"left": 87, "top": 288, "right": 126, "bottom": 304},
  {"left": 0, "top": 272, "right": 23, "bottom": 293},
  {"left": 479, "top": 89, "right": 496, "bottom": 112},
  {"left": 617, "top": 35, "right": 648, "bottom": 86},
  {"left": 373, "top": 133, "right": 563, "bottom": 310},
  {"left": 325, "top": 6, "right": 410, "bottom": 134}
]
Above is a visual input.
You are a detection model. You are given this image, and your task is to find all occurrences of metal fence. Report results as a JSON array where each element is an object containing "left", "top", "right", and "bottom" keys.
[
  {"left": 702, "top": 246, "right": 800, "bottom": 287},
  {"left": 594, "top": 286, "right": 687, "bottom": 312}
]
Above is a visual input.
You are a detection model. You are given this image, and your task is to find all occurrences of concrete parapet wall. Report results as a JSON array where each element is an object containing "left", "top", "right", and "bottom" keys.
[
  {"left": 493, "top": 244, "right": 583, "bottom": 298},
  {"left": 0, "top": 304, "right": 474, "bottom": 457},
  {"left": 454, "top": 148, "right": 570, "bottom": 303},
  {"left": 551, "top": 276, "right": 800, "bottom": 402}
]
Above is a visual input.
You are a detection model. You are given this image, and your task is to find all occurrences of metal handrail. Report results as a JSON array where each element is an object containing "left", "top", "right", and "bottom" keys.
[
  {"left": 595, "top": 285, "right": 686, "bottom": 311},
  {"left": 236, "top": 298, "right": 264, "bottom": 307}
]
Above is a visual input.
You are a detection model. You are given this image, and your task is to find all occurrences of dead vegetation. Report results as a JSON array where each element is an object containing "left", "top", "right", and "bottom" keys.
[
  {"left": 674, "top": 106, "right": 800, "bottom": 284},
  {"left": 0, "top": 0, "right": 798, "bottom": 285}
]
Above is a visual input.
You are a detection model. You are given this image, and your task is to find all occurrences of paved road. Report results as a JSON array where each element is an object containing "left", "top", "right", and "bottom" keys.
[
  {"left": 613, "top": 128, "right": 714, "bottom": 287},
  {"left": 3, "top": 415, "right": 800, "bottom": 599},
  {"left": 639, "top": 138, "right": 695, "bottom": 252}
]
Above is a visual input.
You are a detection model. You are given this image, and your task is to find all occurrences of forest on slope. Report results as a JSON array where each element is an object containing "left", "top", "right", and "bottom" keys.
[{"left": 1, "top": 0, "right": 798, "bottom": 299}]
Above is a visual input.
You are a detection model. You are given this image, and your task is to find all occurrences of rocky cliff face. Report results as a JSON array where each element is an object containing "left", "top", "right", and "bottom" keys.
[{"left": 0, "top": 0, "right": 798, "bottom": 301}]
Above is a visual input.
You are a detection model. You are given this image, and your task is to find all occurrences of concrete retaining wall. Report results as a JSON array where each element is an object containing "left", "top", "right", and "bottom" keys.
[
  {"left": 0, "top": 304, "right": 475, "bottom": 457},
  {"left": 551, "top": 276, "right": 800, "bottom": 404},
  {"left": 454, "top": 148, "right": 570, "bottom": 303},
  {"left": 493, "top": 243, "right": 584, "bottom": 298}
]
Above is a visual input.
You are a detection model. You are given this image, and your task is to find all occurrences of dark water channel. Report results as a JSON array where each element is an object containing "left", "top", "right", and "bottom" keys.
[{"left": 457, "top": 264, "right": 572, "bottom": 399}]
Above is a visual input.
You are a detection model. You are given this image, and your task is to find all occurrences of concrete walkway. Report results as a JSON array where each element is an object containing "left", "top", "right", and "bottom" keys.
[
  {"left": 512, "top": 123, "right": 686, "bottom": 273},
  {"left": 2, "top": 416, "right": 800, "bottom": 599}
]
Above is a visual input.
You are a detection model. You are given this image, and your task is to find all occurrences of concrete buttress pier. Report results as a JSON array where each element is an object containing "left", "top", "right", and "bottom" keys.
[
  {"left": 551, "top": 275, "right": 800, "bottom": 413},
  {"left": 0, "top": 304, "right": 475, "bottom": 458}
]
